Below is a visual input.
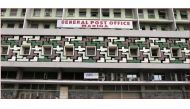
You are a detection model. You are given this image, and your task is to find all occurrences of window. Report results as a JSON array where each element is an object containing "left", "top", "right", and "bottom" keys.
[
  {"left": 102, "top": 9, "right": 109, "bottom": 17},
  {"left": 1, "top": 9, "right": 6, "bottom": 16},
  {"left": 10, "top": 9, "right": 17, "bottom": 16},
  {"left": 7, "top": 23, "right": 14, "bottom": 28},
  {"left": 128, "top": 85, "right": 140, "bottom": 91},
  {"left": 64, "top": 46, "right": 74, "bottom": 56},
  {"left": 150, "top": 47, "right": 161, "bottom": 57},
  {"left": 113, "top": 9, "right": 121, "bottom": 18},
  {"left": 129, "top": 47, "right": 139, "bottom": 57},
  {"left": 43, "top": 46, "right": 52, "bottom": 55},
  {"left": 183, "top": 25, "right": 190, "bottom": 30},
  {"left": 140, "top": 25, "right": 145, "bottom": 30},
  {"left": 91, "top": 9, "right": 98, "bottom": 17},
  {"left": 145, "top": 86, "right": 156, "bottom": 90},
  {"left": 21, "top": 9, "right": 26, "bottom": 16},
  {"left": 44, "top": 9, "right": 52, "bottom": 17},
  {"left": 31, "top": 23, "right": 38, "bottom": 28},
  {"left": 138, "top": 9, "right": 144, "bottom": 19},
  {"left": 19, "top": 23, "right": 23, "bottom": 28},
  {"left": 158, "top": 9, "right": 167, "bottom": 19},
  {"left": 148, "top": 9, "right": 155, "bottom": 19},
  {"left": 161, "top": 26, "right": 167, "bottom": 31},
  {"left": 86, "top": 46, "right": 96, "bottom": 56},
  {"left": 56, "top": 9, "right": 62, "bottom": 17},
  {"left": 126, "top": 74, "right": 137, "bottom": 81},
  {"left": 171, "top": 47, "right": 182, "bottom": 57},
  {"left": 108, "top": 46, "right": 118, "bottom": 56},
  {"left": 1, "top": 45, "right": 9, "bottom": 55},
  {"left": 68, "top": 9, "right": 75, "bottom": 16},
  {"left": 33, "top": 9, "right": 41, "bottom": 17},
  {"left": 44, "top": 24, "right": 50, "bottom": 29},
  {"left": 125, "top": 9, "right": 133, "bottom": 18},
  {"left": 180, "top": 10, "right": 188, "bottom": 20},
  {"left": 150, "top": 25, "right": 157, "bottom": 30},
  {"left": 21, "top": 45, "right": 31, "bottom": 55},
  {"left": 157, "top": 85, "right": 168, "bottom": 90},
  {"left": 79, "top": 9, "right": 86, "bottom": 17}
]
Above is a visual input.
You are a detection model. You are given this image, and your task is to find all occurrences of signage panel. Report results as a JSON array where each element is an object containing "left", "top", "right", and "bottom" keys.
[
  {"left": 57, "top": 20, "right": 133, "bottom": 29},
  {"left": 84, "top": 73, "right": 99, "bottom": 79}
]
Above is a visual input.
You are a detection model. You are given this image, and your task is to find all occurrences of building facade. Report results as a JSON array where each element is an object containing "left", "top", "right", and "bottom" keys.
[{"left": 1, "top": 8, "right": 190, "bottom": 99}]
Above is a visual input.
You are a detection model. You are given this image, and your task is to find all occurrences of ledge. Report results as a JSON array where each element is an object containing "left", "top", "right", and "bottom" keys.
[
  {"left": 1, "top": 62, "right": 189, "bottom": 69},
  {"left": 1, "top": 79, "right": 190, "bottom": 85},
  {"left": 1, "top": 28, "right": 189, "bottom": 38}
]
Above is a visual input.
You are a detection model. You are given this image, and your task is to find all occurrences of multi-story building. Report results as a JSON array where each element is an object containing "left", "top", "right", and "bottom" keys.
[{"left": 1, "top": 8, "right": 190, "bottom": 99}]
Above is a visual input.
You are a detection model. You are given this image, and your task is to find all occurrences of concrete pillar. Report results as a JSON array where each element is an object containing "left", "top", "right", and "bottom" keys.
[
  {"left": 140, "top": 71, "right": 145, "bottom": 99},
  {"left": 188, "top": 9, "right": 190, "bottom": 21},
  {"left": 57, "top": 71, "right": 62, "bottom": 80},
  {"left": 13, "top": 70, "right": 22, "bottom": 98},
  {"left": 13, "top": 84, "right": 19, "bottom": 99},
  {"left": 111, "top": 73, "right": 114, "bottom": 81},
  {"left": 120, "top": 73, "right": 124, "bottom": 81},
  {"left": 59, "top": 86, "right": 68, "bottom": 99},
  {"left": 181, "top": 86, "right": 186, "bottom": 99},
  {"left": 16, "top": 70, "right": 22, "bottom": 80},
  {"left": 175, "top": 73, "right": 178, "bottom": 81}
]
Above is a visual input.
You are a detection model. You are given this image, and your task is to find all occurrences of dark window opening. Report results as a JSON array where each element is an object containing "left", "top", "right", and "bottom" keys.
[
  {"left": 79, "top": 9, "right": 86, "bottom": 17},
  {"left": 7, "top": 23, "right": 14, "bottom": 28},
  {"left": 145, "top": 85, "right": 156, "bottom": 90},
  {"left": 103, "top": 85, "right": 115, "bottom": 91},
  {"left": 21, "top": 9, "right": 26, "bottom": 16},
  {"left": 65, "top": 46, "right": 74, "bottom": 56},
  {"left": 108, "top": 46, "right": 117, "bottom": 56},
  {"left": 157, "top": 85, "right": 169, "bottom": 90},
  {"left": 75, "top": 72, "right": 84, "bottom": 80},
  {"left": 46, "top": 72, "right": 57, "bottom": 79},
  {"left": 148, "top": 9, "right": 155, "bottom": 19},
  {"left": 91, "top": 9, "right": 98, "bottom": 17},
  {"left": 86, "top": 46, "right": 96, "bottom": 56},
  {"left": 129, "top": 47, "right": 139, "bottom": 57},
  {"left": 22, "top": 72, "right": 34, "bottom": 79},
  {"left": 102, "top": 9, "right": 109, "bottom": 17},
  {"left": 1, "top": 9, "right": 6, "bottom": 16},
  {"left": 31, "top": 23, "right": 38, "bottom": 28},
  {"left": 151, "top": 47, "right": 160, "bottom": 57},
  {"left": 68, "top": 9, "right": 75, "bottom": 16},
  {"left": 45, "top": 9, "right": 52, "bottom": 17},
  {"left": 62, "top": 72, "right": 74, "bottom": 80},
  {"left": 1, "top": 46, "right": 9, "bottom": 55},
  {"left": 128, "top": 85, "right": 140, "bottom": 91},
  {"left": 138, "top": 9, "right": 144, "bottom": 18},
  {"left": 44, "top": 24, "right": 50, "bottom": 29},
  {"left": 125, "top": 9, "right": 133, "bottom": 18},
  {"left": 22, "top": 46, "right": 30, "bottom": 55},
  {"left": 172, "top": 48, "right": 181, "bottom": 57},
  {"left": 19, "top": 23, "right": 23, "bottom": 28},
  {"left": 113, "top": 9, "right": 121, "bottom": 18},
  {"left": 43, "top": 46, "right": 52, "bottom": 55},
  {"left": 150, "top": 25, "right": 157, "bottom": 30},
  {"left": 180, "top": 10, "right": 188, "bottom": 20},
  {"left": 158, "top": 9, "right": 167, "bottom": 19}
]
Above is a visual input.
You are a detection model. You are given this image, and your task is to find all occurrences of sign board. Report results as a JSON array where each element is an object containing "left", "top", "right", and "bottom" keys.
[
  {"left": 84, "top": 73, "right": 99, "bottom": 79},
  {"left": 57, "top": 20, "right": 133, "bottom": 29}
]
